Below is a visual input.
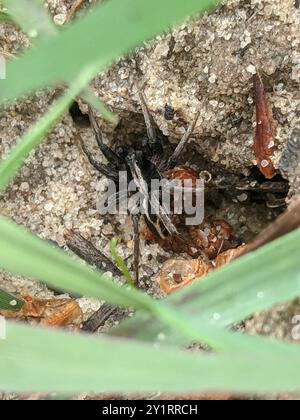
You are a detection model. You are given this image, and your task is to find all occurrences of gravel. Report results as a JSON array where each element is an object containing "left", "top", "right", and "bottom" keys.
[{"left": 0, "top": 0, "right": 300, "bottom": 360}]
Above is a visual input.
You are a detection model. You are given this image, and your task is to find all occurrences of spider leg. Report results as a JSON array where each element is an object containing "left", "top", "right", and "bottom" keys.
[
  {"left": 88, "top": 107, "right": 122, "bottom": 167},
  {"left": 79, "top": 136, "right": 119, "bottom": 181},
  {"left": 166, "top": 111, "right": 200, "bottom": 169},
  {"left": 131, "top": 213, "right": 140, "bottom": 287}
]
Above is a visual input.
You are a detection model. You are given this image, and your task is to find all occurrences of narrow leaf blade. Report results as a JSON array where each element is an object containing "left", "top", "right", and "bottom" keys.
[
  {"left": 0, "top": 217, "right": 153, "bottom": 311},
  {"left": 2, "top": 322, "right": 300, "bottom": 394}
]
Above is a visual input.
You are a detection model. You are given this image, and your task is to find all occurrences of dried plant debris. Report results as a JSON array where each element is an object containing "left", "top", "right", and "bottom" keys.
[
  {"left": 157, "top": 191, "right": 300, "bottom": 295},
  {"left": 156, "top": 246, "right": 246, "bottom": 294},
  {"left": 156, "top": 258, "right": 211, "bottom": 295},
  {"left": 64, "top": 230, "right": 122, "bottom": 277},
  {"left": 150, "top": 218, "right": 237, "bottom": 260}
]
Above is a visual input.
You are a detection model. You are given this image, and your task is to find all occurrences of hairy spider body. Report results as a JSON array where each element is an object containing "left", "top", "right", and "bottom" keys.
[{"left": 80, "top": 94, "right": 235, "bottom": 284}]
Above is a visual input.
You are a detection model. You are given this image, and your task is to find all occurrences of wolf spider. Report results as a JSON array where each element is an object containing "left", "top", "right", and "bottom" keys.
[{"left": 79, "top": 93, "right": 206, "bottom": 285}]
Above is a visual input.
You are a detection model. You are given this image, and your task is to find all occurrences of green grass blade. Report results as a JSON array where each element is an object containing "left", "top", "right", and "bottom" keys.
[
  {"left": 3, "top": 0, "right": 57, "bottom": 39},
  {"left": 0, "top": 0, "right": 220, "bottom": 104},
  {"left": 113, "top": 229, "right": 300, "bottom": 345},
  {"left": 3, "top": 322, "right": 300, "bottom": 393},
  {"left": 0, "top": 289, "right": 24, "bottom": 311},
  {"left": 0, "top": 217, "right": 153, "bottom": 311},
  {"left": 110, "top": 238, "right": 134, "bottom": 287},
  {"left": 0, "top": 68, "right": 94, "bottom": 191},
  {"left": 171, "top": 228, "right": 300, "bottom": 325},
  {"left": 0, "top": 218, "right": 254, "bottom": 351}
]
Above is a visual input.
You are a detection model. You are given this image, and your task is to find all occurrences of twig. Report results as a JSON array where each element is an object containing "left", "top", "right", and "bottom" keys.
[
  {"left": 64, "top": 230, "right": 121, "bottom": 277},
  {"left": 82, "top": 302, "right": 119, "bottom": 332}
]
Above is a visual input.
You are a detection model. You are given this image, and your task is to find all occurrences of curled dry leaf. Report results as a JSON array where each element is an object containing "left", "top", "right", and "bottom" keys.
[
  {"left": 214, "top": 245, "right": 246, "bottom": 268},
  {"left": 253, "top": 73, "right": 277, "bottom": 179},
  {"left": 156, "top": 258, "right": 211, "bottom": 294},
  {"left": 0, "top": 295, "right": 83, "bottom": 329},
  {"left": 156, "top": 245, "right": 246, "bottom": 294}
]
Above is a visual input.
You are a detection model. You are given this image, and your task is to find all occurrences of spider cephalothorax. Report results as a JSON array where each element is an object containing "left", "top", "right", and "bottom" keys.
[{"left": 80, "top": 93, "right": 235, "bottom": 284}]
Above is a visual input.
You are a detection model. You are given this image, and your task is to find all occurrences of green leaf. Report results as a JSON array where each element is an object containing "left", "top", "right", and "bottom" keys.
[
  {"left": 0, "top": 289, "right": 24, "bottom": 311},
  {"left": 0, "top": 218, "right": 257, "bottom": 351},
  {"left": 110, "top": 238, "right": 134, "bottom": 287},
  {"left": 0, "top": 67, "right": 95, "bottom": 191},
  {"left": 0, "top": 0, "right": 220, "bottom": 104},
  {"left": 3, "top": 0, "right": 57, "bottom": 40},
  {"left": 0, "top": 218, "right": 281, "bottom": 352},
  {"left": 3, "top": 322, "right": 300, "bottom": 393},
  {"left": 113, "top": 228, "right": 300, "bottom": 345},
  {"left": 0, "top": 218, "right": 243, "bottom": 350},
  {"left": 0, "top": 217, "right": 153, "bottom": 311}
]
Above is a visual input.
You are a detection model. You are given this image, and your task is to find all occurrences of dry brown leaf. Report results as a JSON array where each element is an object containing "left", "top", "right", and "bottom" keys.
[{"left": 156, "top": 246, "right": 246, "bottom": 294}]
